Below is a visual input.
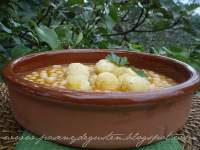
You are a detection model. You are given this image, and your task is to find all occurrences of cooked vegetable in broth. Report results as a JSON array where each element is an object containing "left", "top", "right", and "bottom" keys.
[{"left": 22, "top": 54, "right": 176, "bottom": 92}]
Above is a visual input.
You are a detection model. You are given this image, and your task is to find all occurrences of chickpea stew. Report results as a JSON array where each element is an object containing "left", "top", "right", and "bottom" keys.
[{"left": 22, "top": 54, "right": 177, "bottom": 92}]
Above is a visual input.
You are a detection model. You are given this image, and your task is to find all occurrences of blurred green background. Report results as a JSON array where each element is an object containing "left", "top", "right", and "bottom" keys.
[{"left": 0, "top": 0, "right": 200, "bottom": 94}]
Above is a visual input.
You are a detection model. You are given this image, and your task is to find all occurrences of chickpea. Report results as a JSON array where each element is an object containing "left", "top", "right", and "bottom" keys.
[
  {"left": 49, "top": 72, "right": 58, "bottom": 77},
  {"left": 23, "top": 62, "right": 176, "bottom": 92},
  {"left": 52, "top": 82, "right": 59, "bottom": 87},
  {"left": 59, "top": 79, "right": 68, "bottom": 86},
  {"left": 89, "top": 74, "right": 97, "bottom": 88},
  {"left": 45, "top": 77, "right": 57, "bottom": 84},
  {"left": 40, "top": 70, "right": 48, "bottom": 79},
  {"left": 52, "top": 65, "right": 62, "bottom": 69}
]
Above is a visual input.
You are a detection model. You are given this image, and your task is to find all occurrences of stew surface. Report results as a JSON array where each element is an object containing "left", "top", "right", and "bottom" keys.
[{"left": 22, "top": 59, "right": 177, "bottom": 92}]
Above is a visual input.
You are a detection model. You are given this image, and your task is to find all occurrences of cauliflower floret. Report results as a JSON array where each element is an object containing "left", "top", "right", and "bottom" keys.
[
  {"left": 66, "top": 63, "right": 89, "bottom": 77},
  {"left": 66, "top": 75, "right": 91, "bottom": 90},
  {"left": 95, "top": 59, "right": 117, "bottom": 73},
  {"left": 118, "top": 73, "right": 133, "bottom": 83},
  {"left": 120, "top": 75, "right": 150, "bottom": 92},
  {"left": 89, "top": 74, "right": 98, "bottom": 89},
  {"left": 96, "top": 72, "right": 120, "bottom": 91},
  {"left": 112, "top": 67, "right": 137, "bottom": 77}
]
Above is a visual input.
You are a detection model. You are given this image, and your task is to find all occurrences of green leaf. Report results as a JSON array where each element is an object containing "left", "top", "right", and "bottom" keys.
[
  {"left": 169, "top": 45, "right": 183, "bottom": 53},
  {"left": 131, "top": 67, "right": 147, "bottom": 78},
  {"left": 0, "top": 44, "right": 10, "bottom": 58},
  {"left": 149, "top": 47, "right": 160, "bottom": 54},
  {"left": 55, "top": 25, "right": 73, "bottom": 48},
  {"left": 196, "top": 91, "right": 200, "bottom": 97},
  {"left": 35, "top": 25, "right": 59, "bottom": 49},
  {"left": 109, "top": 5, "right": 118, "bottom": 22},
  {"left": 189, "top": 59, "right": 200, "bottom": 72},
  {"left": 185, "top": 3, "right": 199, "bottom": 11},
  {"left": 106, "top": 53, "right": 129, "bottom": 66},
  {"left": 55, "top": 27, "right": 67, "bottom": 40},
  {"left": 0, "top": 53, "right": 8, "bottom": 64},
  {"left": 151, "top": 0, "right": 161, "bottom": 9},
  {"left": 105, "top": 15, "right": 116, "bottom": 31},
  {"left": 159, "top": 7, "right": 173, "bottom": 19},
  {"left": 0, "top": 53, "right": 8, "bottom": 80},
  {"left": 68, "top": 0, "right": 84, "bottom": 5},
  {"left": 0, "top": 22, "right": 12, "bottom": 33},
  {"left": 153, "top": 19, "right": 171, "bottom": 30},
  {"left": 128, "top": 44, "right": 145, "bottom": 52},
  {"left": 98, "top": 40, "right": 109, "bottom": 49},
  {"left": 65, "top": 11, "right": 76, "bottom": 19},
  {"left": 0, "top": 44, "right": 6, "bottom": 52},
  {"left": 119, "top": 57, "right": 129, "bottom": 66},
  {"left": 93, "top": 0, "right": 104, "bottom": 6},
  {"left": 181, "top": 17, "right": 196, "bottom": 36},
  {"left": 181, "top": 26, "right": 196, "bottom": 36},
  {"left": 11, "top": 45, "right": 32, "bottom": 59},
  {"left": 55, "top": 26, "right": 73, "bottom": 40},
  {"left": 75, "top": 32, "right": 83, "bottom": 45}
]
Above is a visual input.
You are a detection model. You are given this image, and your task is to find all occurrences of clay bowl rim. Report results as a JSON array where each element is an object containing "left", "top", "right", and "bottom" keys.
[{"left": 2, "top": 49, "right": 200, "bottom": 106}]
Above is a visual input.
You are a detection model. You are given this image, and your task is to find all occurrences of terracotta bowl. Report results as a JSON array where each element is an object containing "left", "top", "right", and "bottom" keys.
[{"left": 2, "top": 49, "right": 200, "bottom": 149}]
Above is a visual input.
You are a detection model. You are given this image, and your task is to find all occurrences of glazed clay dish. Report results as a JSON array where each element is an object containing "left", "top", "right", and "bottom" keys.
[{"left": 3, "top": 49, "right": 200, "bottom": 149}]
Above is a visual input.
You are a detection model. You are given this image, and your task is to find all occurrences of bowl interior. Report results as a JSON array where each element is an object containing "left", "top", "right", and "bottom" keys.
[{"left": 12, "top": 50, "right": 191, "bottom": 83}]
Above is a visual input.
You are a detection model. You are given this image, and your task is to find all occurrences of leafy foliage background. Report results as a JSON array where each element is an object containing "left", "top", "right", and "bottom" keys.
[{"left": 0, "top": 0, "right": 200, "bottom": 78}]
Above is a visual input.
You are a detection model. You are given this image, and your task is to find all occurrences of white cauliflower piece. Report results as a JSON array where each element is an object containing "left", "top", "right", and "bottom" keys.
[
  {"left": 118, "top": 73, "right": 133, "bottom": 83},
  {"left": 96, "top": 72, "right": 120, "bottom": 91},
  {"left": 120, "top": 75, "right": 150, "bottom": 92},
  {"left": 112, "top": 66, "right": 137, "bottom": 77},
  {"left": 95, "top": 59, "right": 116, "bottom": 73},
  {"left": 66, "top": 75, "right": 91, "bottom": 90},
  {"left": 66, "top": 63, "right": 89, "bottom": 77},
  {"left": 89, "top": 74, "right": 98, "bottom": 89}
]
